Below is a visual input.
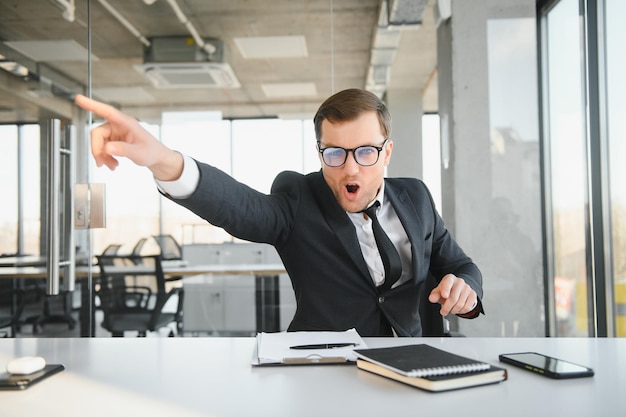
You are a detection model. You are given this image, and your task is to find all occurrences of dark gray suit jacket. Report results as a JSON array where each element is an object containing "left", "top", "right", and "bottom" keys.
[{"left": 171, "top": 161, "right": 482, "bottom": 336}]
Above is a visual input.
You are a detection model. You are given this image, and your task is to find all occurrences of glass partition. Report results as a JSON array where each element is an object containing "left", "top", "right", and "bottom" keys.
[{"left": 605, "top": 0, "right": 626, "bottom": 336}]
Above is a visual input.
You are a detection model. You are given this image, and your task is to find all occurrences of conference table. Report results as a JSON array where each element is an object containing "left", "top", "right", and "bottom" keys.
[
  {"left": 0, "top": 262, "right": 287, "bottom": 279},
  {"left": 0, "top": 336, "right": 623, "bottom": 416},
  {"left": 0, "top": 256, "right": 56, "bottom": 268},
  {"left": 0, "top": 262, "right": 287, "bottom": 336}
]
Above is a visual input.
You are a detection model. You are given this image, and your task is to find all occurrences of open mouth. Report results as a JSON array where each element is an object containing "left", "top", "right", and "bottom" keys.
[{"left": 346, "top": 184, "right": 359, "bottom": 194}]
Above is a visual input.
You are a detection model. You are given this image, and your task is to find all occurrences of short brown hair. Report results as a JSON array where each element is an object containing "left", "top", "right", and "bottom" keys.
[{"left": 313, "top": 88, "right": 391, "bottom": 142}]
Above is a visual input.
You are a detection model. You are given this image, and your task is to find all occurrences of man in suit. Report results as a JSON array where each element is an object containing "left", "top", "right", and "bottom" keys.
[{"left": 75, "top": 88, "right": 483, "bottom": 337}]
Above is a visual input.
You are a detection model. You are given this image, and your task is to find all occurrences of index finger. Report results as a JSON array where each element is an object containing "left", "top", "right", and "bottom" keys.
[
  {"left": 75, "top": 94, "right": 124, "bottom": 123},
  {"left": 438, "top": 274, "right": 455, "bottom": 298}
]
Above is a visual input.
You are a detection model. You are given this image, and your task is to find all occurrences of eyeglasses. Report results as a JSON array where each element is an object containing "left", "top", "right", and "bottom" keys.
[{"left": 318, "top": 139, "right": 389, "bottom": 167}]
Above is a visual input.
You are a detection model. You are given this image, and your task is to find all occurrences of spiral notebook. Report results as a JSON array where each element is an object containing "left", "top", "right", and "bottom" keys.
[{"left": 354, "top": 344, "right": 507, "bottom": 392}]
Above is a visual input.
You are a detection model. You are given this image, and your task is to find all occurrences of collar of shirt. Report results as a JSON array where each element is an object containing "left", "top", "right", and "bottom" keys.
[{"left": 347, "top": 181, "right": 411, "bottom": 288}]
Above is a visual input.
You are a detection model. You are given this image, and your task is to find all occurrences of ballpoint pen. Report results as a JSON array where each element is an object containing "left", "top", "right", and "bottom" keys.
[{"left": 289, "top": 343, "right": 357, "bottom": 350}]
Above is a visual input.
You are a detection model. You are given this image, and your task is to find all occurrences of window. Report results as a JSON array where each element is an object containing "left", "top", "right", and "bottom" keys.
[
  {"left": 161, "top": 119, "right": 232, "bottom": 244},
  {"left": 90, "top": 117, "right": 317, "bottom": 251},
  {"left": 540, "top": 0, "right": 626, "bottom": 336},
  {"left": 422, "top": 114, "right": 442, "bottom": 212},
  {"left": 232, "top": 119, "right": 309, "bottom": 193},
  {"left": 21, "top": 125, "right": 41, "bottom": 256},
  {"left": 0, "top": 125, "right": 18, "bottom": 255},
  {"left": 91, "top": 123, "right": 161, "bottom": 255},
  {"left": 542, "top": 0, "right": 590, "bottom": 336},
  {"left": 0, "top": 124, "right": 40, "bottom": 256}
]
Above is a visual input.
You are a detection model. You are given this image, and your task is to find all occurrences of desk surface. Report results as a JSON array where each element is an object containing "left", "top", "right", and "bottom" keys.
[
  {"left": 0, "top": 256, "right": 47, "bottom": 268},
  {"left": 0, "top": 255, "right": 92, "bottom": 268},
  {"left": 0, "top": 337, "right": 622, "bottom": 417},
  {"left": 0, "top": 263, "right": 286, "bottom": 279}
]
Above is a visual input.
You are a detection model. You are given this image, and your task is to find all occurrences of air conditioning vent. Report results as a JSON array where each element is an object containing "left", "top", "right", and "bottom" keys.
[{"left": 134, "top": 62, "right": 240, "bottom": 89}]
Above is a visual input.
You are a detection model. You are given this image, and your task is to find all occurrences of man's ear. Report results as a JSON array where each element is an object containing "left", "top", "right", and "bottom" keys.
[
  {"left": 383, "top": 140, "right": 393, "bottom": 166},
  {"left": 315, "top": 142, "right": 324, "bottom": 166}
]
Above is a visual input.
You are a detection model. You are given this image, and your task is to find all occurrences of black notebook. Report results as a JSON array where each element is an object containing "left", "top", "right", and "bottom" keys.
[{"left": 354, "top": 344, "right": 507, "bottom": 392}]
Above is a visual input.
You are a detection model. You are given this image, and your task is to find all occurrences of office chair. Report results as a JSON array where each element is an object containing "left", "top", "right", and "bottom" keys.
[
  {"left": 151, "top": 235, "right": 182, "bottom": 260},
  {"left": 0, "top": 288, "right": 35, "bottom": 337},
  {"left": 102, "top": 243, "right": 122, "bottom": 256},
  {"left": 419, "top": 272, "right": 464, "bottom": 337},
  {"left": 128, "top": 238, "right": 148, "bottom": 267},
  {"left": 131, "top": 238, "right": 147, "bottom": 257},
  {"left": 151, "top": 234, "right": 185, "bottom": 286},
  {"left": 96, "top": 255, "right": 184, "bottom": 337},
  {"left": 94, "top": 243, "right": 127, "bottom": 309}
]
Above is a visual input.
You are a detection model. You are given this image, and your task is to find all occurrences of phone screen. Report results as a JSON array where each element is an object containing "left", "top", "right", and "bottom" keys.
[{"left": 499, "top": 352, "right": 594, "bottom": 379}]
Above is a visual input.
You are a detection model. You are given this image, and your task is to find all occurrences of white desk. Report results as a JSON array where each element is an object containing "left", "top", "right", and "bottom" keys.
[
  {"left": 0, "top": 337, "right": 623, "bottom": 417},
  {"left": 0, "top": 255, "right": 91, "bottom": 269},
  {"left": 0, "top": 263, "right": 286, "bottom": 279},
  {"left": 0, "top": 256, "right": 47, "bottom": 268}
]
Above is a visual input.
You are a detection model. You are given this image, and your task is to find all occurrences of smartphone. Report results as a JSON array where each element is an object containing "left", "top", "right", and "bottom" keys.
[
  {"left": 499, "top": 352, "right": 593, "bottom": 379},
  {"left": 0, "top": 364, "right": 65, "bottom": 390}
]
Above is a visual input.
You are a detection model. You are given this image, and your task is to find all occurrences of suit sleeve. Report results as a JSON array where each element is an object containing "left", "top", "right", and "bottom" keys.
[
  {"left": 418, "top": 181, "right": 484, "bottom": 314},
  {"left": 164, "top": 160, "right": 299, "bottom": 245}
]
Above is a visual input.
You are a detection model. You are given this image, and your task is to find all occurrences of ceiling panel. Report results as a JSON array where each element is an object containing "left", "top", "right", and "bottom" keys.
[{"left": 0, "top": 0, "right": 438, "bottom": 124}]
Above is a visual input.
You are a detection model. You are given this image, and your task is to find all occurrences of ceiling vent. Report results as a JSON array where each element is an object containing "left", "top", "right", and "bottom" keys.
[
  {"left": 134, "top": 62, "right": 240, "bottom": 89},
  {"left": 134, "top": 36, "right": 240, "bottom": 89}
]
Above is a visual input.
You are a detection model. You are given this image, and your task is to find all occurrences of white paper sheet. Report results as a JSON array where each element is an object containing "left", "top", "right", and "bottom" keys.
[{"left": 252, "top": 328, "right": 367, "bottom": 365}]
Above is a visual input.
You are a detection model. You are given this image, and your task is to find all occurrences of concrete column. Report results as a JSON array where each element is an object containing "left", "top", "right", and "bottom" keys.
[
  {"left": 437, "top": 0, "right": 543, "bottom": 336},
  {"left": 385, "top": 88, "right": 423, "bottom": 179}
]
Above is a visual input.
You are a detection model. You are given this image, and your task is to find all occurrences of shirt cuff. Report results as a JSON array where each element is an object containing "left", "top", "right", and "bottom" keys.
[{"left": 154, "top": 154, "right": 199, "bottom": 199}]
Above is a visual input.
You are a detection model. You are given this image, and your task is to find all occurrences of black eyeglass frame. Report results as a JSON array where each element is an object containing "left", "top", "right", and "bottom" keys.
[{"left": 317, "top": 139, "right": 390, "bottom": 167}]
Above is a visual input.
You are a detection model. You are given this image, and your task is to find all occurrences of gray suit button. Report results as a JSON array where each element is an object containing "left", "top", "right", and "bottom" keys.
[{"left": 378, "top": 296, "right": 385, "bottom": 304}]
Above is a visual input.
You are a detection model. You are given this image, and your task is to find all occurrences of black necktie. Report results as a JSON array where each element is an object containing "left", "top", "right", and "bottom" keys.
[{"left": 362, "top": 201, "right": 402, "bottom": 291}]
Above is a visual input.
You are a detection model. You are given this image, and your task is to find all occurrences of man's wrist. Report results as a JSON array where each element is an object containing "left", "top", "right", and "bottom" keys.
[
  {"left": 151, "top": 150, "right": 185, "bottom": 182},
  {"left": 155, "top": 154, "right": 200, "bottom": 198}
]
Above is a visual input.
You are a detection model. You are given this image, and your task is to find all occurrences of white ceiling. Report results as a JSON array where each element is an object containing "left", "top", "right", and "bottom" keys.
[{"left": 0, "top": 0, "right": 439, "bottom": 124}]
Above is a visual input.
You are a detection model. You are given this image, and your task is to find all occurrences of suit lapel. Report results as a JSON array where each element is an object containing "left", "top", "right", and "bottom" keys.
[
  {"left": 385, "top": 180, "right": 425, "bottom": 278},
  {"left": 308, "top": 172, "right": 372, "bottom": 281}
]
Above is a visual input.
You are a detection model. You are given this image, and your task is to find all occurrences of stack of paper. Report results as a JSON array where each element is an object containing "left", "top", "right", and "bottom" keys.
[{"left": 252, "top": 328, "right": 366, "bottom": 366}]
